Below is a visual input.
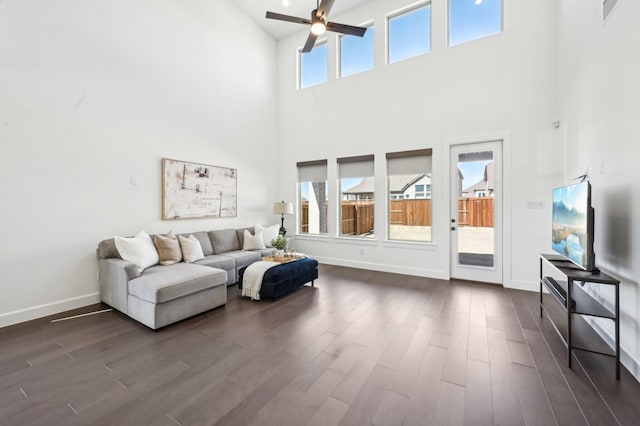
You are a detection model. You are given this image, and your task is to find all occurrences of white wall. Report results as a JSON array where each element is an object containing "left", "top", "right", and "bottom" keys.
[
  {"left": 276, "top": 0, "right": 560, "bottom": 286},
  {"left": 558, "top": 0, "right": 640, "bottom": 379},
  {"left": 0, "top": 0, "right": 277, "bottom": 327}
]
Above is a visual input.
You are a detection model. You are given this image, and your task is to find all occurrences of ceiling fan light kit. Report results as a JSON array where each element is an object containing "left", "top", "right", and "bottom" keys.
[
  {"left": 266, "top": 0, "right": 367, "bottom": 52},
  {"left": 311, "top": 17, "right": 327, "bottom": 35}
]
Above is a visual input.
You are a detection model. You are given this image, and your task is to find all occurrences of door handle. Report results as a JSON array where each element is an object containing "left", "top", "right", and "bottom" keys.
[
  {"left": 451, "top": 226, "right": 456, "bottom": 231},
  {"left": 451, "top": 219, "right": 456, "bottom": 223}
]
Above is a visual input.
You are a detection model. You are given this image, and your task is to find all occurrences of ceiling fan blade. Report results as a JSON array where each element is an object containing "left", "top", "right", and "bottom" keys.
[
  {"left": 326, "top": 22, "right": 367, "bottom": 37},
  {"left": 302, "top": 33, "right": 318, "bottom": 53},
  {"left": 266, "top": 11, "right": 311, "bottom": 25},
  {"left": 317, "top": 0, "right": 336, "bottom": 18}
]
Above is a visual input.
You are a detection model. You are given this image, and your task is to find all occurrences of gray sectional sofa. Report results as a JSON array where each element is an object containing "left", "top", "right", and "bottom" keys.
[{"left": 97, "top": 227, "right": 275, "bottom": 329}]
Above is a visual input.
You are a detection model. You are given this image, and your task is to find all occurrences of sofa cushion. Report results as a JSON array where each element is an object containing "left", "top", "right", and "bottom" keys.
[
  {"left": 177, "top": 231, "right": 213, "bottom": 256},
  {"left": 220, "top": 250, "right": 261, "bottom": 268},
  {"left": 209, "top": 229, "right": 241, "bottom": 254},
  {"left": 255, "top": 224, "right": 280, "bottom": 247},
  {"left": 154, "top": 232, "right": 182, "bottom": 265},
  {"left": 128, "top": 263, "right": 226, "bottom": 304},
  {"left": 179, "top": 235, "right": 205, "bottom": 263},
  {"left": 192, "top": 231, "right": 214, "bottom": 256},
  {"left": 243, "top": 229, "right": 266, "bottom": 250},
  {"left": 236, "top": 227, "right": 254, "bottom": 248},
  {"left": 98, "top": 238, "right": 121, "bottom": 259},
  {"left": 194, "top": 254, "right": 235, "bottom": 270},
  {"left": 255, "top": 248, "right": 276, "bottom": 257}
]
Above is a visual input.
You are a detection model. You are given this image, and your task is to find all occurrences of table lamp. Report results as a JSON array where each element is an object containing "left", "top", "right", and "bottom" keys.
[{"left": 273, "top": 201, "right": 294, "bottom": 236}]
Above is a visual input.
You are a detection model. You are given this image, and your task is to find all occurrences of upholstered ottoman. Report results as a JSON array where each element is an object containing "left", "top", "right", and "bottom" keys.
[{"left": 238, "top": 257, "right": 319, "bottom": 300}]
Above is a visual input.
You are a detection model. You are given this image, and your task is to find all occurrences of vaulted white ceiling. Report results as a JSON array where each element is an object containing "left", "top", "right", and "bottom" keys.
[{"left": 230, "top": 0, "right": 373, "bottom": 39}]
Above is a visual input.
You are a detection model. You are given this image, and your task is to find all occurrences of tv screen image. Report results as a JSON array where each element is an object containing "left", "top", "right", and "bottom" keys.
[{"left": 551, "top": 181, "right": 595, "bottom": 271}]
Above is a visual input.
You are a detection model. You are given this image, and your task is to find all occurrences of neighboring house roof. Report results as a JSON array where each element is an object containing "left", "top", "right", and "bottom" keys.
[
  {"left": 389, "top": 174, "right": 429, "bottom": 193},
  {"left": 343, "top": 177, "right": 375, "bottom": 194},
  {"left": 344, "top": 174, "right": 431, "bottom": 194},
  {"left": 463, "top": 161, "right": 495, "bottom": 193}
]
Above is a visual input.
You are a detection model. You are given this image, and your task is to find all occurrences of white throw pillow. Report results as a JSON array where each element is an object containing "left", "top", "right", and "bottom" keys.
[
  {"left": 179, "top": 235, "right": 205, "bottom": 263},
  {"left": 114, "top": 230, "right": 160, "bottom": 272},
  {"left": 243, "top": 229, "right": 266, "bottom": 250},
  {"left": 255, "top": 224, "right": 280, "bottom": 247}
]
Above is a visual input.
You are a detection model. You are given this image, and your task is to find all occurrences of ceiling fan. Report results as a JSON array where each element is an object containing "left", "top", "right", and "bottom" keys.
[{"left": 266, "top": 0, "right": 368, "bottom": 53}]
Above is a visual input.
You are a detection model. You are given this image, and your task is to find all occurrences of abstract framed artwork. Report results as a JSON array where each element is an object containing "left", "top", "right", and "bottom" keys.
[{"left": 162, "top": 158, "right": 237, "bottom": 220}]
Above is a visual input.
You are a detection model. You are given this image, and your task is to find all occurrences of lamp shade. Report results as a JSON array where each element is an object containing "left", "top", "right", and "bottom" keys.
[{"left": 273, "top": 201, "right": 294, "bottom": 215}]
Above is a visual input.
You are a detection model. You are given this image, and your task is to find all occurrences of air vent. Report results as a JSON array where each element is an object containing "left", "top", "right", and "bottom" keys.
[{"left": 603, "top": 0, "right": 620, "bottom": 21}]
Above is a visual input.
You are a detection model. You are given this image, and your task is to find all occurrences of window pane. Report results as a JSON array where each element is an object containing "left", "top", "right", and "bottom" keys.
[
  {"left": 300, "top": 181, "right": 328, "bottom": 234},
  {"left": 388, "top": 173, "right": 432, "bottom": 241},
  {"left": 340, "top": 26, "right": 375, "bottom": 78},
  {"left": 387, "top": 150, "right": 432, "bottom": 242},
  {"left": 388, "top": 5, "right": 431, "bottom": 64},
  {"left": 340, "top": 176, "right": 375, "bottom": 238},
  {"left": 300, "top": 43, "right": 328, "bottom": 88},
  {"left": 449, "top": 0, "right": 502, "bottom": 46}
]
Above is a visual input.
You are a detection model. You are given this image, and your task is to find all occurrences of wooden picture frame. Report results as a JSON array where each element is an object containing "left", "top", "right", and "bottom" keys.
[{"left": 162, "top": 158, "right": 237, "bottom": 220}]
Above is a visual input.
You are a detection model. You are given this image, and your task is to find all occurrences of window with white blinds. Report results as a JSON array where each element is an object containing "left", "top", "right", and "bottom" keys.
[
  {"left": 387, "top": 149, "right": 433, "bottom": 242},
  {"left": 338, "top": 155, "right": 375, "bottom": 238},
  {"left": 297, "top": 160, "right": 328, "bottom": 235}
]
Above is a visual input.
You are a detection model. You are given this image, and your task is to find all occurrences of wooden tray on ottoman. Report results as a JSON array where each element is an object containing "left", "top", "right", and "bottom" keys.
[{"left": 261, "top": 254, "right": 305, "bottom": 263}]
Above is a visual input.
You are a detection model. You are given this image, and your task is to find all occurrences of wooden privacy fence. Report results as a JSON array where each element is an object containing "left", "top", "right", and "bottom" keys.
[
  {"left": 300, "top": 201, "right": 310, "bottom": 233},
  {"left": 390, "top": 199, "right": 432, "bottom": 226},
  {"left": 301, "top": 197, "right": 493, "bottom": 233},
  {"left": 458, "top": 197, "right": 494, "bottom": 228},
  {"left": 300, "top": 201, "right": 374, "bottom": 235},
  {"left": 300, "top": 201, "right": 328, "bottom": 233},
  {"left": 390, "top": 198, "right": 493, "bottom": 228},
  {"left": 341, "top": 201, "right": 374, "bottom": 236}
]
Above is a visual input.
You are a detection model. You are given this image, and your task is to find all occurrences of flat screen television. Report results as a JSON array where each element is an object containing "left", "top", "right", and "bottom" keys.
[{"left": 551, "top": 181, "right": 596, "bottom": 272}]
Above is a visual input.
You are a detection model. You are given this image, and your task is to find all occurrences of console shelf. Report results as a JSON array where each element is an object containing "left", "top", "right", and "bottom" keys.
[{"left": 539, "top": 254, "right": 620, "bottom": 379}]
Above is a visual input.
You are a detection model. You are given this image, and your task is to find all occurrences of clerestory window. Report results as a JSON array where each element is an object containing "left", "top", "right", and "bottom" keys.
[{"left": 387, "top": 3, "right": 431, "bottom": 64}]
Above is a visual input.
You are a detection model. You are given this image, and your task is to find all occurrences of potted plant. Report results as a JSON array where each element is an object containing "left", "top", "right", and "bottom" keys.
[{"left": 271, "top": 235, "right": 287, "bottom": 258}]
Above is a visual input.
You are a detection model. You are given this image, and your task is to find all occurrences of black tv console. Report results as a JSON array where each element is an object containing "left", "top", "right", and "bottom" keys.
[{"left": 539, "top": 254, "right": 621, "bottom": 379}]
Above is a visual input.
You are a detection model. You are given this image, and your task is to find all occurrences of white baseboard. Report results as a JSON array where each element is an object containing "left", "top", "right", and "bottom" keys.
[
  {"left": 506, "top": 279, "right": 539, "bottom": 292},
  {"left": 315, "top": 256, "right": 449, "bottom": 280},
  {"left": 0, "top": 292, "right": 101, "bottom": 329},
  {"left": 584, "top": 317, "right": 640, "bottom": 382}
]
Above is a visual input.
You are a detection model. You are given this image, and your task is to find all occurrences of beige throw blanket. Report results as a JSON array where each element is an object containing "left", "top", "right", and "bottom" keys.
[{"left": 242, "top": 261, "right": 279, "bottom": 301}]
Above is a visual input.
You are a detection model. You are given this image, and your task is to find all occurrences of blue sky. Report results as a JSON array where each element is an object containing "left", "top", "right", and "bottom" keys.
[
  {"left": 341, "top": 27, "right": 375, "bottom": 77},
  {"left": 459, "top": 160, "right": 489, "bottom": 190},
  {"left": 450, "top": 0, "right": 502, "bottom": 46},
  {"left": 300, "top": 42, "right": 328, "bottom": 88},
  {"left": 389, "top": 5, "right": 431, "bottom": 63}
]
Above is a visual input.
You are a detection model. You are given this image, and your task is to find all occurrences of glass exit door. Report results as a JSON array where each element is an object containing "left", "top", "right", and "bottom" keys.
[{"left": 450, "top": 141, "right": 502, "bottom": 284}]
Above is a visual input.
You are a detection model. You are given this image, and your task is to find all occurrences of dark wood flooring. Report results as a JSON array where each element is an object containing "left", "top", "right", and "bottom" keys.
[{"left": 1, "top": 264, "right": 639, "bottom": 425}]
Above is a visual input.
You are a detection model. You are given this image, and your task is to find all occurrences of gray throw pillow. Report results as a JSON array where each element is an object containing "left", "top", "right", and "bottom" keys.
[{"left": 209, "top": 229, "right": 240, "bottom": 254}]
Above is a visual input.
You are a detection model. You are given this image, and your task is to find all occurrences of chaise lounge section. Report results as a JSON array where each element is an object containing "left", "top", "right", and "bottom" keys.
[{"left": 97, "top": 227, "right": 275, "bottom": 329}]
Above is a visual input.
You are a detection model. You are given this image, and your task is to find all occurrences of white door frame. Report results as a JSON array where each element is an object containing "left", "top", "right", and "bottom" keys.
[{"left": 449, "top": 139, "right": 505, "bottom": 284}]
